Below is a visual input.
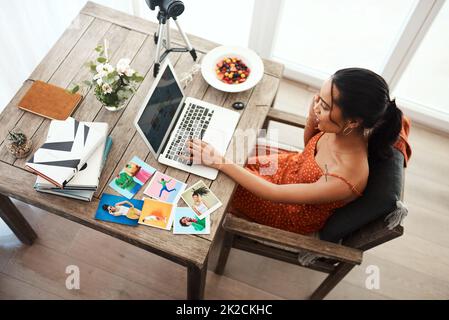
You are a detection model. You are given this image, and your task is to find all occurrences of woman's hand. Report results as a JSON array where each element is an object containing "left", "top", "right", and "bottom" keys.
[
  {"left": 304, "top": 94, "right": 320, "bottom": 146},
  {"left": 307, "top": 94, "right": 319, "bottom": 129},
  {"left": 183, "top": 139, "right": 229, "bottom": 170}
]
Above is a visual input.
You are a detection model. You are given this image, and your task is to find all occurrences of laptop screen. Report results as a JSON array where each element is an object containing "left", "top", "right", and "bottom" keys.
[{"left": 136, "top": 64, "right": 184, "bottom": 154}]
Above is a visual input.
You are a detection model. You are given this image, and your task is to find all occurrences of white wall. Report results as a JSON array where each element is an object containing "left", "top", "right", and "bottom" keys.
[
  {"left": 0, "top": 0, "right": 254, "bottom": 111},
  {"left": 0, "top": 0, "right": 133, "bottom": 111}
]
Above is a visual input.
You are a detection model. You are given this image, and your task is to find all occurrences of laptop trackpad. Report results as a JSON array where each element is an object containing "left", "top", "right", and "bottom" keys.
[{"left": 202, "top": 127, "right": 230, "bottom": 153}]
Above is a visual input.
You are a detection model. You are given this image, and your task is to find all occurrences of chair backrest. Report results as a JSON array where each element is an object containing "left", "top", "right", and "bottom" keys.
[
  {"left": 342, "top": 217, "right": 404, "bottom": 251},
  {"left": 320, "top": 148, "right": 406, "bottom": 244}
]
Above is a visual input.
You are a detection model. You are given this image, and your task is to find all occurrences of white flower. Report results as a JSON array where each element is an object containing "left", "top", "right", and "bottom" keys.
[
  {"left": 93, "top": 72, "right": 105, "bottom": 80},
  {"left": 101, "top": 83, "right": 113, "bottom": 94},
  {"left": 124, "top": 67, "right": 135, "bottom": 77},
  {"left": 96, "top": 78, "right": 103, "bottom": 86},
  {"left": 104, "top": 63, "right": 114, "bottom": 73},
  {"left": 117, "top": 58, "right": 131, "bottom": 75},
  {"left": 96, "top": 63, "right": 105, "bottom": 74},
  {"left": 96, "top": 63, "right": 114, "bottom": 74}
]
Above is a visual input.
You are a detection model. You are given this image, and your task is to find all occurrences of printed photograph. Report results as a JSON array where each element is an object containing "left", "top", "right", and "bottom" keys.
[
  {"left": 181, "top": 180, "right": 222, "bottom": 220},
  {"left": 173, "top": 207, "right": 210, "bottom": 235},
  {"left": 95, "top": 193, "right": 144, "bottom": 226},
  {"left": 144, "top": 171, "right": 186, "bottom": 204},
  {"left": 109, "top": 156, "right": 156, "bottom": 199},
  {"left": 138, "top": 198, "right": 174, "bottom": 230}
]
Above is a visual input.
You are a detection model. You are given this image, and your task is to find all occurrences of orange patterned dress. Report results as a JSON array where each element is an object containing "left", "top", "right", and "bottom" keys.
[{"left": 230, "top": 118, "right": 412, "bottom": 235}]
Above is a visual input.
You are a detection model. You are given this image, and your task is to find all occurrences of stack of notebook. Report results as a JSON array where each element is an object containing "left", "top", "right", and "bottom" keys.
[{"left": 26, "top": 117, "right": 112, "bottom": 201}]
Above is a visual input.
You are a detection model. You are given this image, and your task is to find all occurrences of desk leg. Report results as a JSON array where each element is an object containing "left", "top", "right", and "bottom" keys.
[
  {"left": 187, "top": 255, "right": 208, "bottom": 300},
  {"left": 0, "top": 193, "right": 37, "bottom": 245}
]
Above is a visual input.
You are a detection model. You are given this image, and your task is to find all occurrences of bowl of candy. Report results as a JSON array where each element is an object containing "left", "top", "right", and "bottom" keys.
[{"left": 201, "top": 46, "right": 264, "bottom": 93}]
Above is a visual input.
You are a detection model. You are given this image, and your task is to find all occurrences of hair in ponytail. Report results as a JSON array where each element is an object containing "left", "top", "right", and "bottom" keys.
[
  {"left": 331, "top": 68, "right": 403, "bottom": 161},
  {"left": 368, "top": 99, "right": 403, "bottom": 160}
]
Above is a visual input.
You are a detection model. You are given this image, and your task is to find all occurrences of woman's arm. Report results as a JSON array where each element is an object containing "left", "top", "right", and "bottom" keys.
[
  {"left": 116, "top": 200, "right": 134, "bottom": 207},
  {"left": 220, "top": 162, "right": 354, "bottom": 204},
  {"left": 124, "top": 200, "right": 134, "bottom": 207},
  {"left": 185, "top": 139, "right": 356, "bottom": 204},
  {"left": 200, "top": 200, "right": 209, "bottom": 209},
  {"left": 304, "top": 95, "right": 320, "bottom": 146},
  {"left": 192, "top": 206, "right": 202, "bottom": 216}
]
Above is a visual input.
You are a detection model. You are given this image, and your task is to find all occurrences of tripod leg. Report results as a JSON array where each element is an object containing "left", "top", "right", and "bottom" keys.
[
  {"left": 173, "top": 18, "right": 197, "bottom": 61},
  {"left": 166, "top": 20, "right": 171, "bottom": 50},
  {"left": 154, "top": 22, "right": 165, "bottom": 77}
]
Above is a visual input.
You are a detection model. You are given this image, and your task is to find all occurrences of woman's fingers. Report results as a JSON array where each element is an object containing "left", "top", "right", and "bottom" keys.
[
  {"left": 186, "top": 139, "right": 207, "bottom": 152},
  {"left": 179, "top": 154, "right": 192, "bottom": 161}
]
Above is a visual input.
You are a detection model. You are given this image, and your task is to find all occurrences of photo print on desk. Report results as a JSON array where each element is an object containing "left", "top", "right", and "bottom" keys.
[
  {"left": 144, "top": 171, "right": 186, "bottom": 204},
  {"left": 109, "top": 156, "right": 156, "bottom": 199},
  {"left": 181, "top": 180, "right": 222, "bottom": 220}
]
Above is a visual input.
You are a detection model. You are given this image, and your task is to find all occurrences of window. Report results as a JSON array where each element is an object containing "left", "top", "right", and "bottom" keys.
[
  {"left": 394, "top": 0, "right": 449, "bottom": 117},
  {"left": 272, "top": 0, "right": 417, "bottom": 75}
]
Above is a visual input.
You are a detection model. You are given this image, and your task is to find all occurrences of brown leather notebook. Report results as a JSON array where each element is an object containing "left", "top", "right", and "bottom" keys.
[{"left": 18, "top": 80, "right": 82, "bottom": 120}]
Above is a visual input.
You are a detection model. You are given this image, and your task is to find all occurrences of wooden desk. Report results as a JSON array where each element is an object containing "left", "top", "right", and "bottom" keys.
[{"left": 0, "top": 2, "right": 283, "bottom": 299}]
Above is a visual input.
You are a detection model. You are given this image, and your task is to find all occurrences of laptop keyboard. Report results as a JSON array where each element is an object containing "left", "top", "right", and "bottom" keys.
[{"left": 165, "top": 103, "right": 214, "bottom": 166}]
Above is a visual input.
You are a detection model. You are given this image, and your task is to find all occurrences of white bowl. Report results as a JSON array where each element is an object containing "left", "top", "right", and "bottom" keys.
[{"left": 201, "top": 46, "right": 264, "bottom": 93}]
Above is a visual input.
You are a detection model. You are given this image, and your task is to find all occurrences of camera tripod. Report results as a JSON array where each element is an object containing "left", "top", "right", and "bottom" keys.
[{"left": 153, "top": 10, "right": 197, "bottom": 77}]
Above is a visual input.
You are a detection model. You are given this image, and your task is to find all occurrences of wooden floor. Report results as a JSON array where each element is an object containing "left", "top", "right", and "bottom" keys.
[{"left": 1, "top": 79, "right": 449, "bottom": 300}]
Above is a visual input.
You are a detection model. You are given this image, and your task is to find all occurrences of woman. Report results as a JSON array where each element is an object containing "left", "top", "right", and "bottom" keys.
[
  {"left": 184, "top": 68, "right": 411, "bottom": 235},
  {"left": 179, "top": 216, "right": 206, "bottom": 231},
  {"left": 158, "top": 178, "right": 177, "bottom": 197},
  {"left": 102, "top": 200, "right": 141, "bottom": 220},
  {"left": 191, "top": 186, "right": 210, "bottom": 217}
]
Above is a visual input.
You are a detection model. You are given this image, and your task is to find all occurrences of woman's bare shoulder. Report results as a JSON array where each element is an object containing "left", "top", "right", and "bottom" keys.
[{"left": 333, "top": 152, "right": 369, "bottom": 191}]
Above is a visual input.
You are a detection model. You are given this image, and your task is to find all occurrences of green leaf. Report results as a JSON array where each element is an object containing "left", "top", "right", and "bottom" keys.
[
  {"left": 97, "top": 57, "right": 107, "bottom": 63},
  {"left": 86, "top": 61, "right": 98, "bottom": 73},
  {"left": 68, "top": 85, "right": 80, "bottom": 94},
  {"left": 107, "top": 71, "right": 118, "bottom": 79},
  {"left": 95, "top": 45, "right": 103, "bottom": 53},
  {"left": 103, "top": 76, "right": 115, "bottom": 85},
  {"left": 131, "top": 73, "right": 144, "bottom": 82}
]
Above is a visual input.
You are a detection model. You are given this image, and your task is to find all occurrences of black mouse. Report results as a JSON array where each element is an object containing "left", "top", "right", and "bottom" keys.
[{"left": 232, "top": 101, "right": 245, "bottom": 110}]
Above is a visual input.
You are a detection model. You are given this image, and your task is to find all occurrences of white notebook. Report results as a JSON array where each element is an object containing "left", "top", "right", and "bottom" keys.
[
  {"left": 34, "top": 123, "right": 110, "bottom": 190},
  {"left": 26, "top": 117, "right": 108, "bottom": 188}
]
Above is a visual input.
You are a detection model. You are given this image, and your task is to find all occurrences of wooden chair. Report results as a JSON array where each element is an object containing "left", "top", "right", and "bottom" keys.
[{"left": 213, "top": 109, "right": 405, "bottom": 300}]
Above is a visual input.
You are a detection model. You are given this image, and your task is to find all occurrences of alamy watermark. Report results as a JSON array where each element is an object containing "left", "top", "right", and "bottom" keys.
[
  {"left": 65, "top": 265, "right": 80, "bottom": 290},
  {"left": 186, "top": 128, "right": 281, "bottom": 175},
  {"left": 365, "top": 265, "right": 380, "bottom": 290}
]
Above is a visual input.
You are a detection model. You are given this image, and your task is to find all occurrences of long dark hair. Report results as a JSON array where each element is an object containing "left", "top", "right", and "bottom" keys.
[
  {"left": 330, "top": 68, "right": 403, "bottom": 160},
  {"left": 192, "top": 186, "right": 209, "bottom": 197}
]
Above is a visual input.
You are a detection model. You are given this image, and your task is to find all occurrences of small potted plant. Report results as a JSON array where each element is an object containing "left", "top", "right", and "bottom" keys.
[
  {"left": 6, "top": 131, "right": 32, "bottom": 159},
  {"left": 69, "top": 39, "right": 144, "bottom": 111}
]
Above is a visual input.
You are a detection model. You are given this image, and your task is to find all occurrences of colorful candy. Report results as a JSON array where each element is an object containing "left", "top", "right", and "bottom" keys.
[{"left": 215, "top": 57, "right": 250, "bottom": 85}]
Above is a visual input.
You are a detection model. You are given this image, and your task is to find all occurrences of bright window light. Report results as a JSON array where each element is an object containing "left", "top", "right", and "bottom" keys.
[
  {"left": 394, "top": 1, "right": 449, "bottom": 115},
  {"left": 272, "top": 0, "right": 416, "bottom": 75}
]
